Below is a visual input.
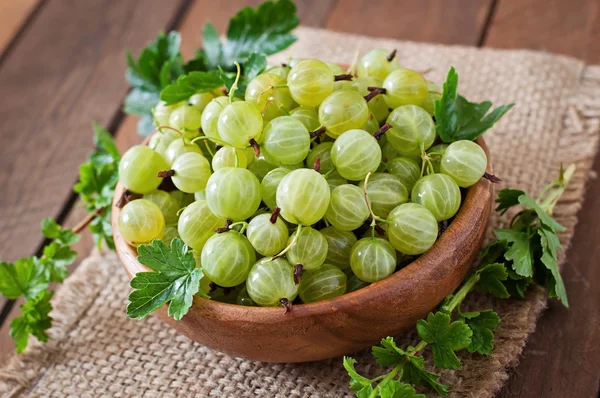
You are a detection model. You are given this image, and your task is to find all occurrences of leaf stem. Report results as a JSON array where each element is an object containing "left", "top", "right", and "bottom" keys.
[
  {"left": 72, "top": 207, "right": 104, "bottom": 234},
  {"left": 369, "top": 363, "right": 403, "bottom": 398},
  {"left": 440, "top": 272, "right": 481, "bottom": 314}
]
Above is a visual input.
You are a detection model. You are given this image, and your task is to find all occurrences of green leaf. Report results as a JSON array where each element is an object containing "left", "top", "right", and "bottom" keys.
[
  {"left": 372, "top": 336, "right": 407, "bottom": 366},
  {"left": 401, "top": 355, "right": 449, "bottom": 395},
  {"left": 40, "top": 242, "right": 77, "bottom": 282},
  {"left": 41, "top": 218, "right": 80, "bottom": 246},
  {"left": 124, "top": 88, "right": 161, "bottom": 116},
  {"left": 0, "top": 258, "right": 48, "bottom": 300},
  {"left": 10, "top": 290, "right": 54, "bottom": 353},
  {"left": 495, "top": 188, "right": 525, "bottom": 215},
  {"left": 537, "top": 227, "right": 568, "bottom": 306},
  {"left": 343, "top": 356, "right": 372, "bottom": 392},
  {"left": 202, "top": 23, "right": 222, "bottom": 69},
  {"left": 221, "top": 0, "right": 299, "bottom": 65},
  {"left": 494, "top": 229, "right": 534, "bottom": 277},
  {"left": 478, "top": 240, "right": 508, "bottom": 265},
  {"left": 476, "top": 263, "right": 510, "bottom": 298},
  {"left": 504, "top": 268, "right": 532, "bottom": 298},
  {"left": 380, "top": 381, "right": 425, "bottom": 398},
  {"left": 435, "top": 67, "right": 514, "bottom": 143},
  {"left": 160, "top": 71, "right": 224, "bottom": 105},
  {"left": 92, "top": 123, "right": 119, "bottom": 160},
  {"left": 357, "top": 385, "right": 374, "bottom": 398},
  {"left": 461, "top": 310, "right": 500, "bottom": 355},
  {"left": 127, "top": 239, "right": 206, "bottom": 320},
  {"left": 416, "top": 312, "right": 472, "bottom": 369},
  {"left": 518, "top": 195, "right": 566, "bottom": 232}
]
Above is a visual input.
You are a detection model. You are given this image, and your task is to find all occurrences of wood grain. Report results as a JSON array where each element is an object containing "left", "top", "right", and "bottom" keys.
[
  {"left": 324, "top": 0, "right": 494, "bottom": 45},
  {"left": 485, "top": 0, "right": 600, "bottom": 64},
  {"left": 0, "top": 0, "right": 186, "bottom": 263},
  {"left": 0, "top": 0, "right": 42, "bottom": 58}
]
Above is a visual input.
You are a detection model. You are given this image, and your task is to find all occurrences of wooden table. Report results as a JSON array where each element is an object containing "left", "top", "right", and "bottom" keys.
[{"left": 0, "top": 1, "right": 598, "bottom": 397}]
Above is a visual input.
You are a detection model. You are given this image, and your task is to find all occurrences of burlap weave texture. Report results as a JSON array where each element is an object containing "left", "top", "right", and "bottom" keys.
[{"left": 1, "top": 27, "right": 600, "bottom": 397}]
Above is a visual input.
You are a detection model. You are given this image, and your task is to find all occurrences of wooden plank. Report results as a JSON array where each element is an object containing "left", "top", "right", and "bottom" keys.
[
  {"left": 485, "top": 0, "right": 600, "bottom": 64},
  {"left": 324, "top": 0, "right": 494, "bottom": 45},
  {"left": 0, "top": 0, "right": 187, "bottom": 264},
  {"left": 485, "top": 2, "right": 600, "bottom": 397},
  {"left": 497, "top": 159, "right": 600, "bottom": 398},
  {"left": 0, "top": 0, "right": 42, "bottom": 57}
]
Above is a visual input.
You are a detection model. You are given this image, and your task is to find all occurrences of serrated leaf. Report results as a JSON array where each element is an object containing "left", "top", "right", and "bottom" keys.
[
  {"left": 401, "top": 355, "right": 449, "bottom": 395},
  {"left": 10, "top": 290, "right": 54, "bottom": 353},
  {"left": 494, "top": 229, "right": 534, "bottom": 277},
  {"left": 40, "top": 242, "right": 76, "bottom": 282},
  {"left": 0, "top": 258, "right": 48, "bottom": 300},
  {"left": 416, "top": 312, "right": 472, "bottom": 369},
  {"left": 41, "top": 218, "right": 80, "bottom": 246},
  {"left": 495, "top": 188, "right": 525, "bottom": 215},
  {"left": 202, "top": 23, "right": 222, "bottom": 69},
  {"left": 160, "top": 71, "right": 224, "bottom": 104},
  {"left": 476, "top": 263, "right": 510, "bottom": 298},
  {"left": 380, "top": 381, "right": 425, "bottom": 398},
  {"left": 537, "top": 227, "right": 568, "bottom": 306},
  {"left": 461, "top": 310, "right": 500, "bottom": 355},
  {"left": 343, "top": 356, "right": 372, "bottom": 392},
  {"left": 518, "top": 195, "right": 566, "bottom": 232},
  {"left": 92, "top": 123, "right": 119, "bottom": 160},
  {"left": 127, "top": 239, "right": 207, "bottom": 320},
  {"left": 435, "top": 67, "right": 513, "bottom": 143},
  {"left": 357, "top": 384, "right": 374, "bottom": 398},
  {"left": 222, "top": 0, "right": 299, "bottom": 65},
  {"left": 372, "top": 336, "right": 407, "bottom": 366}
]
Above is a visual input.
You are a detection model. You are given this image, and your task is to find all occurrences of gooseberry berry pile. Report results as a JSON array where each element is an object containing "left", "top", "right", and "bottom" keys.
[{"left": 117, "top": 49, "right": 491, "bottom": 311}]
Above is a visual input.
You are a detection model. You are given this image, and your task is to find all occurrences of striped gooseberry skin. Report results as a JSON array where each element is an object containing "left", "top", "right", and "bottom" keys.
[
  {"left": 362, "top": 173, "right": 409, "bottom": 218},
  {"left": 149, "top": 130, "right": 179, "bottom": 161},
  {"left": 286, "top": 227, "right": 328, "bottom": 271},
  {"left": 261, "top": 168, "right": 291, "bottom": 210},
  {"left": 170, "top": 152, "right": 212, "bottom": 193},
  {"left": 177, "top": 200, "right": 226, "bottom": 251},
  {"left": 143, "top": 190, "right": 179, "bottom": 225},
  {"left": 387, "top": 203, "right": 438, "bottom": 255},
  {"left": 411, "top": 174, "right": 461, "bottom": 221},
  {"left": 298, "top": 264, "right": 347, "bottom": 303},
  {"left": 119, "top": 145, "right": 169, "bottom": 194},
  {"left": 386, "top": 105, "right": 436, "bottom": 156},
  {"left": 287, "top": 59, "right": 334, "bottom": 107},
  {"left": 386, "top": 157, "right": 421, "bottom": 193},
  {"left": 248, "top": 154, "right": 277, "bottom": 181},
  {"left": 325, "top": 184, "right": 369, "bottom": 231},
  {"left": 164, "top": 139, "right": 203, "bottom": 165},
  {"left": 382, "top": 68, "right": 428, "bottom": 109},
  {"left": 246, "top": 257, "right": 299, "bottom": 307},
  {"left": 118, "top": 199, "right": 165, "bottom": 247},
  {"left": 320, "top": 226, "right": 357, "bottom": 270},
  {"left": 440, "top": 140, "right": 488, "bottom": 187},
  {"left": 357, "top": 49, "right": 401, "bottom": 80},
  {"left": 350, "top": 237, "right": 397, "bottom": 283},
  {"left": 245, "top": 73, "right": 296, "bottom": 123},
  {"left": 201, "top": 231, "right": 256, "bottom": 287},
  {"left": 217, "top": 101, "right": 264, "bottom": 148},
  {"left": 169, "top": 103, "right": 202, "bottom": 132},
  {"left": 212, "top": 146, "right": 250, "bottom": 170},
  {"left": 325, "top": 171, "right": 348, "bottom": 192},
  {"left": 330, "top": 129, "right": 382, "bottom": 181},
  {"left": 276, "top": 169, "right": 331, "bottom": 225},
  {"left": 289, "top": 106, "right": 320, "bottom": 132},
  {"left": 351, "top": 76, "right": 390, "bottom": 123},
  {"left": 247, "top": 214, "right": 290, "bottom": 257},
  {"left": 361, "top": 112, "right": 380, "bottom": 135},
  {"left": 318, "top": 90, "right": 369, "bottom": 138},
  {"left": 260, "top": 116, "right": 311, "bottom": 166},
  {"left": 421, "top": 81, "right": 441, "bottom": 115},
  {"left": 306, "top": 142, "right": 334, "bottom": 173},
  {"left": 201, "top": 96, "right": 229, "bottom": 141},
  {"left": 428, "top": 143, "right": 449, "bottom": 173},
  {"left": 205, "top": 167, "right": 262, "bottom": 221}
]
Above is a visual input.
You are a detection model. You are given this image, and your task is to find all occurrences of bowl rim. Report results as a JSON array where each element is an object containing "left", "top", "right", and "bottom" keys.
[{"left": 112, "top": 136, "right": 492, "bottom": 320}]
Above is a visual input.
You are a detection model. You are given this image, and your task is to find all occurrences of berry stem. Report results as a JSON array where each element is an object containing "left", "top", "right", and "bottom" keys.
[
  {"left": 228, "top": 62, "right": 242, "bottom": 102},
  {"left": 313, "top": 156, "right": 321, "bottom": 172},
  {"left": 386, "top": 49, "right": 397, "bottom": 62},
  {"left": 249, "top": 138, "right": 260, "bottom": 157},
  {"left": 364, "top": 88, "right": 386, "bottom": 102},
  {"left": 334, "top": 74, "right": 353, "bottom": 81},
  {"left": 363, "top": 172, "right": 388, "bottom": 224},
  {"left": 323, "top": 167, "right": 337, "bottom": 178},
  {"left": 309, "top": 126, "right": 327, "bottom": 139},
  {"left": 483, "top": 172, "right": 501, "bottom": 183},
  {"left": 293, "top": 264, "right": 303, "bottom": 284},
  {"left": 270, "top": 207, "right": 281, "bottom": 224},
  {"left": 157, "top": 169, "right": 175, "bottom": 178},
  {"left": 156, "top": 125, "right": 184, "bottom": 136},
  {"left": 280, "top": 298, "right": 292, "bottom": 314},
  {"left": 273, "top": 224, "right": 303, "bottom": 259},
  {"left": 191, "top": 135, "right": 228, "bottom": 147},
  {"left": 373, "top": 123, "right": 392, "bottom": 140}
]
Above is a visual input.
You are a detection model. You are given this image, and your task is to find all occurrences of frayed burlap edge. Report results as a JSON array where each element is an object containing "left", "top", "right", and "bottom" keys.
[{"left": 1, "top": 54, "right": 599, "bottom": 398}]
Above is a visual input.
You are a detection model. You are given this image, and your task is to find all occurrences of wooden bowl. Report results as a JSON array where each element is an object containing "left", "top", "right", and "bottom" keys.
[{"left": 112, "top": 137, "right": 493, "bottom": 363}]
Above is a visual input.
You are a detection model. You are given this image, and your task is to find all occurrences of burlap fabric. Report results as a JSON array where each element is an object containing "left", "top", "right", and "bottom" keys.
[{"left": 1, "top": 27, "right": 599, "bottom": 398}]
